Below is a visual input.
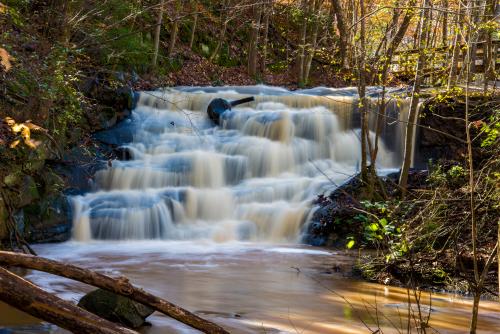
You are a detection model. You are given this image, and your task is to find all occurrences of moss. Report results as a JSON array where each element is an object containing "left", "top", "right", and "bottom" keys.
[{"left": 78, "top": 289, "right": 154, "bottom": 328}]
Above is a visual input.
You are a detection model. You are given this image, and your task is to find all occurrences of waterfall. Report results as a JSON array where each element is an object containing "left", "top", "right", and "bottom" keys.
[{"left": 72, "top": 86, "right": 411, "bottom": 242}]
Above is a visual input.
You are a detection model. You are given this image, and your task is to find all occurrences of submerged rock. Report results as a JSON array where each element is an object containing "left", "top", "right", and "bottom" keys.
[{"left": 78, "top": 289, "right": 154, "bottom": 328}]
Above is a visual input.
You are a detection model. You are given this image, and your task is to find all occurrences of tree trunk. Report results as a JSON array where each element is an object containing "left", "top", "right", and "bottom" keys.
[
  {"left": 304, "top": 0, "right": 321, "bottom": 84},
  {"left": 331, "top": 0, "right": 349, "bottom": 67},
  {"left": 442, "top": 0, "right": 448, "bottom": 46},
  {"left": 482, "top": 0, "right": 497, "bottom": 92},
  {"left": 357, "top": 0, "right": 369, "bottom": 184},
  {"left": 447, "top": 1, "right": 462, "bottom": 88},
  {"left": 189, "top": 0, "right": 199, "bottom": 49},
  {"left": 0, "top": 251, "right": 230, "bottom": 334},
  {"left": 168, "top": 0, "right": 182, "bottom": 57},
  {"left": 260, "top": 1, "right": 271, "bottom": 74},
  {"left": 152, "top": 0, "right": 165, "bottom": 66},
  {"left": 0, "top": 267, "right": 138, "bottom": 334},
  {"left": 388, "top": 0, "right": 401, "bottom": 41},
  {"left": 248, "top": 4, "right": 262, "bottom": 77},
  {"left": 371, "top": 0, "right": 417, "bottom": 164},
  {"left": 399, "top": 0, "right": 430, "bottom": 194},
  {"left": 210, "top": 1, "right": 228, "bottom": 62},
  {"left": 297, "top": 0, "right": 311, "bottom": 86}
]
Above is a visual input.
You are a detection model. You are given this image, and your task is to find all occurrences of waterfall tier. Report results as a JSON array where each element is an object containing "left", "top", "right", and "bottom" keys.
[{"left": 72, "top": 86, "right": 410, "bottom": 242}]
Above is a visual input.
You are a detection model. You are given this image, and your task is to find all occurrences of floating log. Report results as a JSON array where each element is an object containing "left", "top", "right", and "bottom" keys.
[
  {"left": 0, "top": 267, "right": 138, "bottom": 334},
  {"left": 0, "top": 251, "right": 229, "bottom": 334},
  {"left": 207, "top": 96, "right": 255, "bottom": 124}
]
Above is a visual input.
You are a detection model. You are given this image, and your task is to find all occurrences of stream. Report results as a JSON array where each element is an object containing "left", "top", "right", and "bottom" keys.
[{"left": 1, "top": 86, "right": 499, "bottom": 333}]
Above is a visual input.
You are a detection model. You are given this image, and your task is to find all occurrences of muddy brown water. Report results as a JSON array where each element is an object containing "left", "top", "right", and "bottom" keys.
[{"left": 1, "top": 241, "right": 499, "bottom": 334}]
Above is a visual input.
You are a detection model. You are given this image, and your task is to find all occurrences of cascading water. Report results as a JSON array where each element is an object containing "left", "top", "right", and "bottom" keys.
[{"left": 72, "top": 86, "right": 411, "bottom": 242}]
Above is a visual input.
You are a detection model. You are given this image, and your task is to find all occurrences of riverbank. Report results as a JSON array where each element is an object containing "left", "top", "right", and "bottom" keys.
[{"left": 307, "top": 92, "right": 500, "bottom": 298}]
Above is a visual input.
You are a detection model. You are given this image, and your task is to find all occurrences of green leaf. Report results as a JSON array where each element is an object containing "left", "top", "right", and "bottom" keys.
[{"left": 346, "top": 240, "right": 355, "bottom": 249}]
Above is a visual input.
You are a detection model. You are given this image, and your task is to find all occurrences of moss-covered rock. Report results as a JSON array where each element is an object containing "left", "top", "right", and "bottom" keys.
[
  {"left": 78, "top": 289, "right": 154, "bottom": 328},
  {"left": 24, "top": 194, "right": 71, "bottom": 243}
]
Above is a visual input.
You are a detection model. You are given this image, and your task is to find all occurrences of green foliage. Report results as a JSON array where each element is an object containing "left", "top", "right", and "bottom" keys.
[
  {"left": 97, "top": 27, "right": 154, "bottom": 70},
  {"left": 215, "top": 43, "right": 239, "bottom": 67},
  {"left": 269, "top": 60, "right": 289, "bottom": 73},
  {"left": 427, "top": 161, "right": 466, "bottom": 188},
  {"left": 433, "top": 87, "right": 464, "bottom": 104},
  {"left": 346, "top": 238, "right": 355, "bottom": 249},
  {"left": 346, "top": 201, "right": 406, "bottom": 261},
  {"left": 86, "top": 0, "right": 154, "bottom": 71},
  {"left": 3, "top": 1, "right": 25, "bottom": 26},
  {"left": 480, "top": 110, "right": 500, "bottom": 148},
  {"left": 447, "top": 165, "right": 465, "bottom": 180},
  {"left": 44, "top": 46, "right": 85, "bottom": 142}
]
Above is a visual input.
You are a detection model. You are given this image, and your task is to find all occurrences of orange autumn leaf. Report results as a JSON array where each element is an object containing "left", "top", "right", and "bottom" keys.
[{"left": 0, "top": 47, "right": 12, "bottom": 72}]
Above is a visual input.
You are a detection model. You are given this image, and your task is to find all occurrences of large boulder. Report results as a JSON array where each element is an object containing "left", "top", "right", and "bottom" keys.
[{"left": 78, "top": 289, "right": 154, "bottom": 328}]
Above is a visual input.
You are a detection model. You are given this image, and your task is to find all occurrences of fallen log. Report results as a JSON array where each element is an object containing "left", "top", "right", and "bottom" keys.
[
  {"left": 0, "top": 267, "right": 138, "bottom": 334},
  {"left": 0, "top": 251, "right": 230, "bottom": 334}
]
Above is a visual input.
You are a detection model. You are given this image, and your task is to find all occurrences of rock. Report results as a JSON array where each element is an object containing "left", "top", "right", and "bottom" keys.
[
  {"left": 114, "top": 146, "right": 133, "bottom": 161},
  {"left": 93, "top": 119, "right": 135, "bottom": 146},
  {"left": 18, "top": 175, "right": 40, "bottom": 207},
  {"left": 78, "top": 289, "right": 154, "bottom": 329},
  {"left": 25, "top": 195, "right": 72, "bottom": 243}
]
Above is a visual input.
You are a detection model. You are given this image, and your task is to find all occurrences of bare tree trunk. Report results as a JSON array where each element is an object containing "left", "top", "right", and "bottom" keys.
[
  {"left": 482, "top": 0, "right": 496, "bottom": 92},
  {"left": 399, "top": 0, "right": 430, "bottom": 194},
  {"left": 260, "top": 1, "right": 271, "bottom": 74},
  {"left": 357, "top": 0, "right": 369, "bottom": 183},
  {"left": 304, "top": 0, "right": 321, "bottom": 84},
  {"left": 0, "top": 251, "right": 230, "bottom": 334},
  {"left": 248, "top": 3, "right": 262, "bottom": 77},
  {"left": 330, "top": 0, "right": 349, "bottom": 67},
  {"left": 412, "top": 11, "right": 421, "bottom": 49},
  {"left": 0, "top": 267, "right": 138, "bottom": 334},
  {"left": 372, "top": 0, "right": 417, "bottom": 164},
  {"left": 469, "top": 243, "right": 499, "bottom": 333},
  {"left": 442, "top": 0, "right": 448, "bottom": 46},
  {"left": 388, "top": 0, "right": 401, "bottom": 41},
  {"left": 210, "top": 1, "right": 228, "bottom": 62},
  {"left": 447, "top": 1, "right": 462, "bottom": 88},
  {"left": 189, "top": 0, "right": 199, "bottom": 49},
  {"left": 297, "top": 0, "right": 311, "bottom": 86},
  {"left": 152, "top": 0, "right": 165, "bottom": 66},
  {"left": 168, "top": 0, "right": 182, "bottom": 57},
  {"left": 465, "top": 4, "right": 480, "bottom": 330}
]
